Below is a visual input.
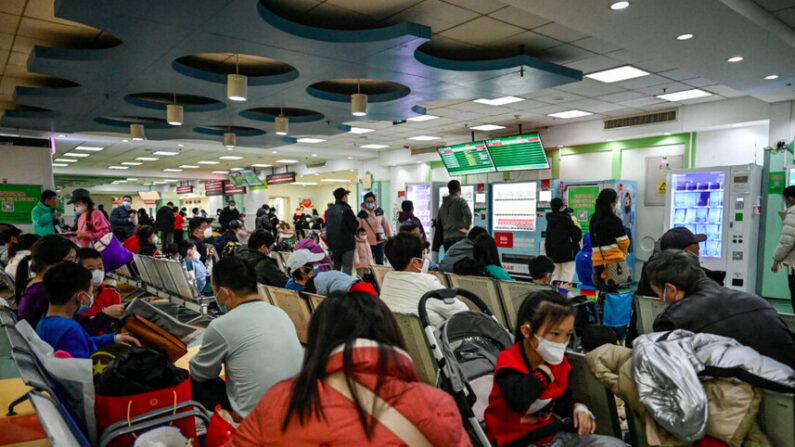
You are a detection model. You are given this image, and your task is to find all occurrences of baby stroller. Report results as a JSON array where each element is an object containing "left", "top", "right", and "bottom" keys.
[{"left": 418, "top": 289, "right": 513, "bottom": 447}]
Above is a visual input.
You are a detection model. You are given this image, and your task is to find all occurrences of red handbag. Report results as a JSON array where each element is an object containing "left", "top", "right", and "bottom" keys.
[
  {"left": 95, "top": 375, "right": 196, "bottom": 447},
  {"left": 205, "top": 405, "right": 242, "bottom": 447}
]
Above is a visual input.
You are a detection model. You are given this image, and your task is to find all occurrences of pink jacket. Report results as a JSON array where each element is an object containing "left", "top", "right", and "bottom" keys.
[
  {"left": 354, "top": 237, "right": 374, "bottom": 270},
  {"left": 227, "top": 340, "right": 470, "bottom": 447},
  {"left": 77, "top": 209, "right": 110, "bottom": 247},
  {"left": 358, "top": 206, "right": 392, "bottom": 246}
]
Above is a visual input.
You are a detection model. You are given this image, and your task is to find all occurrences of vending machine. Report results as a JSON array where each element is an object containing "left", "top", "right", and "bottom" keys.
[
  {"left": 664, "top": 164, "right": 762, "bottom": 292},
  {"left": 490, "top": 181, "right": 547, "bottom": 275},
  {"left": 436, "top": 184, "right": 488, "bottom": 229},
  {"left": 404, "top": 182, "right": 445, "bottom": 240}
]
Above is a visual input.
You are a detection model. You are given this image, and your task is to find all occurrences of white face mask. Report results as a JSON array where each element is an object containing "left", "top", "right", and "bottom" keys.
[
  {"left": 203, "top": 227, "right": 213, "bottom": 238},
  {"left": 359, "top": 235, "right": 368, "bottom": 240},
  {"left": 413, "top": 257, "right": 430, "bottom": 274},
  {"left": 229, "top": 206, "right": 236, "bottom": 210},
  {"left": 75, "top": 205, "right": 86, "bottom": 214},
  {"left": 192, "top": 251, "right": 201, "bottom": 261},
  {"left": 91, "top": 269, "right": 104, "bottom": 287},
  {"left": 151, "top": 235, "right": 159, "bottom": 245},
  {"left": 534, "top": 334, "right": 567, "bottom": 365}
]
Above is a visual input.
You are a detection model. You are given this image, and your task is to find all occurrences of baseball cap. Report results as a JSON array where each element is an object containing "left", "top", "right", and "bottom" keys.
[
  {"left": 66, "top": 188, "right": 91, "bottom": 204},
  {"left": 286, "top": 249, "right": 325, "bottom": 270},
  {"left": 660, "top": 227, "right": 707, "bottom": 250},
  {"left": 333, "top": 187, "right": 350, "bottom": 201}
]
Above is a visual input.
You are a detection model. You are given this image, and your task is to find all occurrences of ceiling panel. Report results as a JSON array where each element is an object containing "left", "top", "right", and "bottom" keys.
[
  {"left": 537, "top": 44, "right": 594, "bottom": 64},
  {"left": 636, "top": 81, "right": 692, "bottom": 96},
  {"left": 492, "top": 31, "right": 562, "bottom": 53},
  {"left": 564, "top": 55, "right": 625, "bottom": 73},
  {"left": 554, "top": 78, "right": 626, "bottom": 97},
  {"left": 387, "top": 0, "right": 479, "bottom": 33},
  {"left": 753, "top": 0, "right": 795, "bottom": 12},
  {"left": 447, "top": 0, "right": 507, "bottom": 15},
  {"left": 570, "top": 36, "right": 623, "bottom": 54},
  {"left": 612, "top": 73, "right": 672, "bottom": 90},
  {"left": 533, "top": 22, "right": 589, "bottom": 42},
  {"left": 439, "top": 16, "right": 525, "bottom": 45},
  {"left": 0, "top": 0, "right": 24, "bottom": 15},
  {"left": 488, "top": 6, "right": 551, "bottom": 29},
  {"left": 325, "top": 0, "right": 422, "bottom": 21}
]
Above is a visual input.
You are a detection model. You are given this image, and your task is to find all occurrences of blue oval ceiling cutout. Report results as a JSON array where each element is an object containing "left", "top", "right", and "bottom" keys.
[
  {"left": 125, "top": 92, "right": 226, "bottom": 112},
  {"left": 307, "top": 78, "right": 410, "bottom": 103},
  {"left": 241, "top": 107, "right": 324, "bottom": 123},
  {"left": 172, "top": 53, "right": 298, "bottom": 86},
  {"left": 193, "top": 125, "right": 266, "bottom": 137}
]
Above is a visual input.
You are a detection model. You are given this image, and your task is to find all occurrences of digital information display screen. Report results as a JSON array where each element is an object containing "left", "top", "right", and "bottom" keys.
[
  {"left": 228, "top": 169, "right": 261, "bottom": 187},
  {"left": 437, "top": 141, "right": 496, "bottom": 176},
  {"left": 486, "top": 133, "right": 549, "bottom": 172}
]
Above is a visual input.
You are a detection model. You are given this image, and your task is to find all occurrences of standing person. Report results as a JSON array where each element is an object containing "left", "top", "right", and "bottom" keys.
[
  {"left": 353, "top": 227, "right": 374, "bottom": 279},
  {"left": 32, "top": 190, "right": 59, "bottom": 236},
  {"left": 67, "top": 188, "right": 111, "bottom": 248},
  {"left": 226, "top": 291, "right": 468, "bottom": 447},
  {"left": 267, "top": 205, "right": 280, "bottom": 233},
  {"left": 97, "top": 204, "right": 109, "bottom": 220},
  {"left": 773, "top": 185, "right": 795, "bottom": 311},
  {"left": 137, "top": 208, "right": 154, "bottom": 228},
  {"left": 438, "top": 180, "right": 472, "bottom": 251},
  {"left": 219, "top": 200, "right": 241, "bottom": 232},
  {"left": 155, "top": 201, "right": 176, "bottom": 248},
  {"left": 110, "top": 195, "right": 136, "bottom": 240},
  {"left": 589, "top": 189, "right": 630, "bottom": 292},
  {"left": 397, "top": 200, "right": 427, "bottom": 243},
  {"left": 357, "top": 192, "right": 392, "bottom": 265},
  {"left": 325, "top": 188, "right": 358, "bottom": 274},
  {"left": 255, "top": 205, "right": 272, "bottom": 231},
  {"left": 173, "top": 207, "right": 185, "bottom": 243},
  {"left": 190, "top": 256, "right": 303, "bottom": 416},
  {"left": 545, "top": 198, "right": 582, "bottom": 283}
]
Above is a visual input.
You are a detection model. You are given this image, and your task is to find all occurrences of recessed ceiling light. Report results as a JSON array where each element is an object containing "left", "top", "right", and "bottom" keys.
[
  {"left": 272, "top": 151, "right": 278, "bottom": 154},
  {"left": 610, "top": 1, "right": 629, "bottom": 10},
  {"left": 177, "top": 144, "right": 184, "bottom": 147},
  {"left": 121, "top": 139, "right": 129, "bottom": 143},
  {"left": 732, "top": 123, "right": 742, "bottom": 128},
  {"left": 361, "top": 144, "right": 388, "bottom": 149},
  {"left": 152, "top": 181, "right": 166, "bottom": 185},
  {"left": 153, "top": 151, "right": 178, "bottom": 156},
  {"left": 136, "top": 157, "right": 159, "bottom": 161},
  {"left": 197, "top": 161, "right": 219, "bottom": 165},
  {"left": 311, "top": 154, "right": 318, "bottom": 157},
  {"left": 548, "top": 110, "right": 593, "bottom": 119},
  {"left": 75, "top": 145, "right": 104, "bottom": 151},
  {"left": 229, "top": 168, "right": 243, "bottom": 171},
  {"left": 163, "top": 168, "right": 182, "bottom": 172},
  {"left": 64, "top": 153, "right": 90, "bottom": 158},
  {"left": 470, "top": 124, "right": 507, "bottom": 131},
  {"left": 164, "top": 179, "right": 178, "bottom": 183},
  {"left": 251, "top": 163, "right": 272, "bottom": 168},
  {"left": 52, "top": 163, "right": 68, "bottom": 167},
  {"left": 126, "top": 178, "right": 138, "bottom": 181},
  {"left": 57, "top": 134, "right": 67, "bottom": 138},
  {"left": 347, "top": 156, "right": 353, "bottom": 159},
  {"left": 276, "top": 159, "right": 298, "bottom": 163},
  {"left": 349, "top": 127, "right": 374, "bottom": 134},
  {"left": 212, "top": 170, "right": 228, "bottom": 174},
  {"left": 108, "top": 166, "right": 129, "bottom": 170},
  {"left": 664, "top": 132, "right": 672, "bottom": 135},
  {"left": 676, "top": 33, "right": 694, "bottom": 40},
  {"left": 657, "top": 89, "right": 712, "bottom": 102},
  {"left": 585, "top": 65, "right": 649, "bottom": 83},
  {"left": 294, "top": 182, "right": 319, "bottom": 186},
  {"left": 407, "top": 114, "right": 438, "bottom": 122},
  {"left": 408, "top": 135, "right": 441, "bottom": 141},
  {"left": 473, "top": 96, "right": 524, "bottom": 106},
  {"left": 296, "top": 138, "right": 326, "bottom": 144},
  {"left": 121, "top": 162, "right": 142, "bottom": 166},
  {"left": 764, "top": 74, "right": 780, "bottom": 80},
  {"left": 179, "top": 165, "right": 199, "bottom": 169},
  {"left": 54, "top": 158, "right": 77, "bottom": 162},
  {"left": 727, "top": 56, "right": 743, "bottom": 63},
  {"left": 321, "top": 179, "right": 350, "bottom": 183},
  {"left": 219, "top": 156, "right": 242, "bottom": 160},
  {"left": 606, "top": 139, "right": 614, "bottom": 141}
]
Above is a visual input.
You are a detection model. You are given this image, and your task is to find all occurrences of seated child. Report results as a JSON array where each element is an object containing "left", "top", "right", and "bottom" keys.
[
  {"left": 36, "top": 262, "right": 139, "bottom": 359},
  {"left": 529, "top": 256, "right": 571, "bottom": 296},
  {"left": 580, "top": 324, "right": 619, "bottom": 353},
  {"left": 77, "top": 248, "right": 123, "bottom": 318}
]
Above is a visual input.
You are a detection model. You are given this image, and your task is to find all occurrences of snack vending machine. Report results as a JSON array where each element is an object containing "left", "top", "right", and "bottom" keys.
[
  {"left": 664, "top": 164, "right": 762, "bottom": 292},
  {"left": 490, "top": 181, "right": 547, "bottom": 275}
]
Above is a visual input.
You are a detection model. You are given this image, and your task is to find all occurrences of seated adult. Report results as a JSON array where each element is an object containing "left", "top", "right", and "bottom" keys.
[
  {"left": 235, "top": 229, "right": 288, "bottom": 287},
  {"left": 485, "top": 290, "right": 625, "bottom": 447},
  {"left": 77, "top": 248, "right": 123, "bottom": 320},
  {"left": 217, "top": 219, "right": 243, "bottom": 256},
  {"left": 36, "top": 262, "right": 139, "bottom": 359},
  {"left": 648, "top": 249, "right": 795, "bottom": 369},
  {"left": 188, "top": 217, "right": 214, "bottom": 263},
  {"left": 473, "top": 234, "right": 513, "bottom": 281},
  {"left": 438, "top": 226, "right": 488, "bottom": 273},
  {"left": 16, "top": 235, "right": 78, "bottom": 327},
  {"left": 190, "top": 257, "right": 303, "bottom": 417},
  {"left": 227, "top": 291, "right": 468, "bottom": 446},
  {"left": 135, "top": 225, "right": 159, "bottom": 256},
  {"left": 284, "top": 249, "right": 324, "bottom": 291},
  {"left": 380, "top": 233, "right": 468, "bottom": 326}
]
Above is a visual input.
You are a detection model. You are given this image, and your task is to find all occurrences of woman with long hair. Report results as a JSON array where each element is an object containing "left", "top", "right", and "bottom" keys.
[
  {"left": 588, "top": 189, "right": 630, "bottom": 291},
  {"left": 136, "top": 225, "right": 159, "bottom": 256},
  {"left": 67, "top": 188, "right": 111, "bottom": 248},
  {"left": 227, "top": 291, "right": 468, "bottom": 446},
  {"left": 473, "top": 234, "right": 514, "bottom": 281},
  {"left": 15, "top": 235, "right": 78, "bottom": 326}
]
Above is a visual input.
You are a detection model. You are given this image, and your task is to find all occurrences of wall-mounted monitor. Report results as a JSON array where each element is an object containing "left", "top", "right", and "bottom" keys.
[
  {"left": 437, "top": 141, "right": 496, "bottom": 176},
  {"left": 228, "top": 168, "right": 262, "bottom": 187},
  {"left": 486, "top": 133, "right": 549, "bottom": 172},
  {"left": 138, "top": 191, "right": 161, "bottom": 200}
]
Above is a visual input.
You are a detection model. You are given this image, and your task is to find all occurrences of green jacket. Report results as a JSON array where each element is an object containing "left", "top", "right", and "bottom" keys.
[{"left": 31, "top": 201, "right": 55, "bottom": 236}]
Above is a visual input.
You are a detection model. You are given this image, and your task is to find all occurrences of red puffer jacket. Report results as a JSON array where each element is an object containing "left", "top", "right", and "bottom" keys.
[{"left": 226, "top": 339, "right": 471, "bottom": 446}]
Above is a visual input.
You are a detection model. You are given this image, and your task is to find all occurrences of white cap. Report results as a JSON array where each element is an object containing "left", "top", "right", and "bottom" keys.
[{"left": 286, "top": 249, "right": 325, "bottom": 270}]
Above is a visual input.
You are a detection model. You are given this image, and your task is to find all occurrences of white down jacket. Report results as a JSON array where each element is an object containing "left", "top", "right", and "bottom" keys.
[{"left": 773, "top": 205, "right": 795, "bottom": 273}]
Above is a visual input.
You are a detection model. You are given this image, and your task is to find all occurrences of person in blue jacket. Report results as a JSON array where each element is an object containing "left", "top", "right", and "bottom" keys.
[
  {"left": 575, "top": 232, "right": 595, "bottom": 290},
  {"left": 110, "top": 195, "right": 136, "bottom": 239}
]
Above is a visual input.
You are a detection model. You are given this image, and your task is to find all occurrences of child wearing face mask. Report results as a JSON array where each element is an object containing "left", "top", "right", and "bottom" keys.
[
  {"left": 136, "top": 225, "right": 160, "bottom": 256},
  {"left": 353, "top": 227, "right": 374, "bottom": 279},
  {"left": 77, "top": 248, "right": 123, "bottom": 319},
  {"left": 485, "top": 291, "right": 627, "bottom": 447},
  {"left": 35, "top": 262, "right": 140, "bottom": 359},
  {"left": 178, "top": 239, "right": 208, "bottom": 293}
]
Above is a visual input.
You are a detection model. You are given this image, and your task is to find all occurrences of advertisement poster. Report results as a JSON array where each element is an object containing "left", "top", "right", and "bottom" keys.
[
  {"left": 567, "top": 185, "right": 599, "bottom": 232},
  {"left": 0, "top": 184, "right": 41, "bottom": 224}
]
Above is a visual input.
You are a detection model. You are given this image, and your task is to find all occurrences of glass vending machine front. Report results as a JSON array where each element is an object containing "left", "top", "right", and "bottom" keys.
[
  {"left": 670, "top": 171, "right": 725, "bottom": 258},
  {"left": 406, "top": 183, "right": 432, "bottom": 239}
]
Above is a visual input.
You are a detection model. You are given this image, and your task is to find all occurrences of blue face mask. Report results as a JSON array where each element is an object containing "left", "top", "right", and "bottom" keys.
[
  {"left": 77, "top": 306, "right": 90, "bottom": 315},
  {"left": 365, "top": 202, "right": 375, "bottom": 210},
  {"left": 215, "top": 289, "right": 228, "bottom": 314},
  {"left": 123, "top": 200, "right": 131, "bottom": 208}
]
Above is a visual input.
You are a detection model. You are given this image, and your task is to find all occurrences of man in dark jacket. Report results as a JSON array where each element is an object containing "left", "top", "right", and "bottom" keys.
[
  {"left": 544, "top": 198, "right": 582, "bottom": 282},
  {"left": 155, "top": 202, "right": 176, "bottom": 248},
  {"left": 325, "top": 188, "right": 358, "bottom": 274},
  {"left": 110, "top": 195, "right": 136, "bottom": 239},
  {"left": 218, "top": 201, "right": 240, "bottom": 232},
  {"left": 438, "top": 226, "right": 489, "bottom": 273},
  {"left": 267, "top": 205, "right": 279, "bottom": 233},
  {"left": 647, "top": 249, "right": 795, "bottom": 369},
  {"left": 188, "top": 217, "right": 212, "bottom": 264},
  {"left": 255, "top": 205, "right": 272, "bottom": 231},
  {"left": 438, "top": 180, "right": 472, "bottom": 251},
  {"left": 235, "top": 229, "right": 287, "bottom": 287}
]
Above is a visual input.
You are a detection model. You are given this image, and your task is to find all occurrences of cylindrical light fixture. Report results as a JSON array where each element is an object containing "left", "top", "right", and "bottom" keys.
[
  {"left": 275, "top": 113, "right": 288, "bottom": 135},
  {"left": 130, "top": 124, "right": 146, "bottom": 141},
  {"left": 351, "top": 93, "right": 367, "bottom": 116},
  {"left": 223, "top": 132, "right": 236, "bottom": 150},
  {"left": 167, "top": 104, "right": 183, "bottom": 126},
  {"left": 227, "top": 74, "right": 247, "bottom": 101}
]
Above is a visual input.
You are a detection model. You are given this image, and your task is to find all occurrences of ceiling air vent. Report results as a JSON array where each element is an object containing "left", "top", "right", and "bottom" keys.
[
  {"left": 604, "top": 109, "right": 677, "bottom": 130},
  {"left": 410, "top": 145, "right": 440, "bottom": 156}
]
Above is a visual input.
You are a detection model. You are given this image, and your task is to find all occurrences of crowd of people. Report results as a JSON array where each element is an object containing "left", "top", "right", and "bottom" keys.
[{"left": 2, "top": 179, "right": 794, "bottom": 447}]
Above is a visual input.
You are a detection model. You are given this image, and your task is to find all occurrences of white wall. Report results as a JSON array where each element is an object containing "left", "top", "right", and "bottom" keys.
[
  {"left": 0, "top": 145, "right": 55, "bottom": 232},
  {"left": 695, "top": 124, "right": 769, "bottom": 168},
  {"left": 559, "top": 151, "right": 613, "bottom": 181}
]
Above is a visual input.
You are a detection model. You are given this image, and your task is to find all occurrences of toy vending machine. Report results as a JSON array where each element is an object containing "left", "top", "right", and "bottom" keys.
[
  {"left": 405, "top": 182, "right": 445, "bottom": 240},
  {"left": 664, "top": 164, "right": 762, "bottom": 292},
  {"left": 490, "top": 181, "right": 546, "bottom": 276}
]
